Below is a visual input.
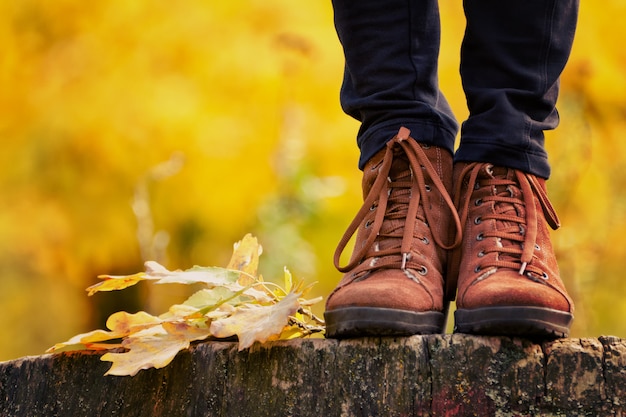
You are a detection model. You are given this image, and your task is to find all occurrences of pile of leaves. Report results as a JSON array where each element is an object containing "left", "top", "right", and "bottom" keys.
[{"left": 47, "top": 234, "right": 325, "bottom": 376}]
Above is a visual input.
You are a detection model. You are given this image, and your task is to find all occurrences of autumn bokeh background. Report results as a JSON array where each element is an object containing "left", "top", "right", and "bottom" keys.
[{"left": 1, "top": 1, "right": 624, "bottom": 361}]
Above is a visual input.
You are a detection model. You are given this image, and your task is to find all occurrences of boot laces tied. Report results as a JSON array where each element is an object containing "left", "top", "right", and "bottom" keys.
[
  {"left": 334, "top": 127, "right": 461, "bottom": 277},
  {"left": 454, "top": 163, "right": 560, "bottom": 278}
]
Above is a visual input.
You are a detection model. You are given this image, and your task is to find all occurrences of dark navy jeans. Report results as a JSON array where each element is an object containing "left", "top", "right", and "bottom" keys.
[{"left": 333, "top": 0, "right": 579, "bottom": 178}]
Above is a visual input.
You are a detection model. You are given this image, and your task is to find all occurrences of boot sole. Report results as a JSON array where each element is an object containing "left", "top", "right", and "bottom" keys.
[
  {"left": 324, "top": 306, "right": 446, "bottom": 339},
  {"left": 454, "top": 306, "right": 573, "bottom": 338}
]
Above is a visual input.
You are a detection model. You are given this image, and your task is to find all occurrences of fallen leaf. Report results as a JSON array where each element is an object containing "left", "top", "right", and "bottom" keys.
[
  {"left": 101, "top": 322, "right": 211, "bottom": 376},
  {"left": 151, "top": 265, "right": 241, "bottom": 286},
  {"left": 283, "top": 267, "right": 293, "bottom": 294},
  {"left": 86, "top": 273, "right": 146, "bottom": 296},
  {"left": 227, "top": 234, "right": 262, "bottom": 276},
  {"left": 210, "top": 291, "right": 301, "bottom": 350},
  {"left": 184, "top": 287, "right": 239, "bottom": 309},
  {"left": 102, "top": 335, "right": 184, "bottom": 376},
  {"left": 50, "top": 234, "right": 324, "bottom": 376},
  {"left": 87, "top": 263, "right": 243, "bottom": 295},
  {"left": 46, "top": 329, "right": 114, "bottom": 353},
  {"left": 160, "top": 304, "right": 201, "bottom": 320},
  {"left": 106, "top": 311, "right": 161, "bottom": 333}
]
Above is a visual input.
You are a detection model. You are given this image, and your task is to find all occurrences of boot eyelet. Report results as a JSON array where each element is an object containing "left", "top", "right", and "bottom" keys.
[
  {"left": 425, "top": 184, "right": 432, "bottom": 192},
  {"left": 526, "top": 271, "right": 549, "bottom": 281},
  {"left": 370, "top": 203, "right": 377, "bottom": 211},
  {"left": 474, "top": 182, "right": 480, "bottom": 190},
  {"left": 364, "top": 220, "right": 373, "bottom": 229},
  {"left": 477, "top": 251, "right": 485, "bottom": 258},
  {"left": 421, "top": 237, "right": 430, "bottom": 245},
  {"left": 474, "top": 265, "right": 481, "bottom": 273},
  {"left": 421, "top": 144, "right": 431, "bottom": 149},
  {"left": 476, "top": 233, "right": 484, "bottom": 241},
  {"left": 475, "top": 198, "right": 483, "bottom": 206},
  {"left": 535, "top": 243, "right": 541, "bottom": 250},
  {"left": 417, "top": 266, "right": 428, "bottom": 275},
  {"left": 474, "top": 216, "right": 482, "bottom": 225}
]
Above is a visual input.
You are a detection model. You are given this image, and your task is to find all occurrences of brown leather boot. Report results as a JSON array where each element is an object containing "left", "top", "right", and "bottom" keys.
[
  {"left": 324, "top": 127, "right": 461, "bottom": 338},
  {"left": 448, "top": 162, "right": 574, "bottom": 338}
]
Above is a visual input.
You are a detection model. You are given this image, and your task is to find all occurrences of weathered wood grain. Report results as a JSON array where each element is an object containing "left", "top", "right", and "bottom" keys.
[{"left": 1, "top": 335, "right": 624, "bottom": 416}]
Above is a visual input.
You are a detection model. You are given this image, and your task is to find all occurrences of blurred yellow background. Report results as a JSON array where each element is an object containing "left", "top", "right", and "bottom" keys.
[{"left": 1, "top": 0, "right": 624, "bottom": 361}]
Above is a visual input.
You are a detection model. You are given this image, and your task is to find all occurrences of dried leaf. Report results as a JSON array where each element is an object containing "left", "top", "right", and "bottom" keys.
[
  {"left": 159, "top": 304, "right": 201, "bottom": 320},
  {"left": 278, "top": 327, "right": 308, "bottom": 340},
  {"left": 46, "top": 329, "right": 116, "bottom": 353},
  {"left": 150, "top": 265, "right": 240, "bottom": 286},
  {"left": 47, "top": 311, "right": 162, "bottom": 353},
  {"left": 210, "top": 291, "right": 301, "bottom": 350},
  {"left": 227, "top": 233, "right": 262, "bottom": 278},
  {"left": 283, "top": 267, "right": 293, "bottom": 294},
  {"left": 101, "top": 322, "right": 211, "bottom": 376},
  {"left": 184, "top": 287, "right": 238, "bottom": 308},
  {"left": 86, "top": 273, "right": 146, "bottom": 296},
  {"left": 106, "top": 311, "right": 162, "bottom": 334},
  {"left": 299, "top": 296, "right": 323, "bottom": 306},
  {"left": 87, "top": 262, "right": 243, "bottom": 296},
  {"left": 49, "top": 234, "right": 324, "bottom": 376}
]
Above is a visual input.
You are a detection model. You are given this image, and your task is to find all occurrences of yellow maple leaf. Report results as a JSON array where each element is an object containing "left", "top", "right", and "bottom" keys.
[{"left": 209, "top": 291, "right": 301, "bottom": 350}]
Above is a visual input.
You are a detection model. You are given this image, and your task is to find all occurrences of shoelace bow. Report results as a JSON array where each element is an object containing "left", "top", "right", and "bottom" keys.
[
  {"left": 453, "top": 163, "right": 560, "bottom": 279},
  {"left": 334, "top": 128, "right": 462, "bottom": 277}
]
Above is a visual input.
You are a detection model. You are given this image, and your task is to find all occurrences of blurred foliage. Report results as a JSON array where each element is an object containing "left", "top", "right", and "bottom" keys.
[{"left": 0, "top": 0, "right": 624, "bottom": 361}]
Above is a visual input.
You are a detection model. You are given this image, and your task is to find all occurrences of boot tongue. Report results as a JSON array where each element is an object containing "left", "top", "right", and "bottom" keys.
[
  {"left": 390, "top": 145, "right": 411, "bottom": 179},
  {"left": 480, "top": 165, "right": 525, "bottom": 262},
  {"left": 361, "top": 145, "right": 410, "bottom": 198},
  {"left": 377, "top": 146, "right": 413, "bottom": 252}
]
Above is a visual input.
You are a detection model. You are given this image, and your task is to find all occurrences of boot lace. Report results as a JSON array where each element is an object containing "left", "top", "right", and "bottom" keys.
[
  {"left": 453, "top": 163, "right": 560, "bottom": 281},
  {"left": 334, "top": 128, "right": 461, "bottom": 279}
]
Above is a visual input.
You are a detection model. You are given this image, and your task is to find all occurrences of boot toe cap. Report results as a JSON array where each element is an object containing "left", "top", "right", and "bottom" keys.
[
  {"left": 326, "top": 269, "right": 443, "bottom": 313},
  {"left": 458, "top": 269, "right": 572, "bottom": 313}
]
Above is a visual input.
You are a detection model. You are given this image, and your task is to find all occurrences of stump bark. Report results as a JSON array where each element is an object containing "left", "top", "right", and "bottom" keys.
[{"left": 1, "top": 335, "right": 625, "bottom": 416}]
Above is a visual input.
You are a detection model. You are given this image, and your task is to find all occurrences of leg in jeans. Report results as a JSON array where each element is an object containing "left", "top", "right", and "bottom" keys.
[
  {"left": 456, "top": 0, "right": 579, "bottom": 179},
  {"left": 332, "top": 0, "right": 458, "bottom": 169},
  {"left": 325, "top": 0, "right": 461, "bottom": 338},
  {"left": 451, "top": 0, "right": 579, "bottom": 337}
]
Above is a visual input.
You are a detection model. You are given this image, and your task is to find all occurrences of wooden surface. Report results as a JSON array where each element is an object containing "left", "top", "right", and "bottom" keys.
[{"left": 1, "top": 335, "right": 625, "bottom": 416}]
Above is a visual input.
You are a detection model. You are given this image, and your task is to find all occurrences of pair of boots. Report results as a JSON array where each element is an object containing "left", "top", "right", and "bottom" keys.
[{"left": 325, "top": 127, "right": 574, "bottom": 338}]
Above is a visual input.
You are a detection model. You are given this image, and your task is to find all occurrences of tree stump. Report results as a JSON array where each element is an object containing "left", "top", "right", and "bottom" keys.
[{"left": 1, "top": 335, "right": 625, "bottom": 416}]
